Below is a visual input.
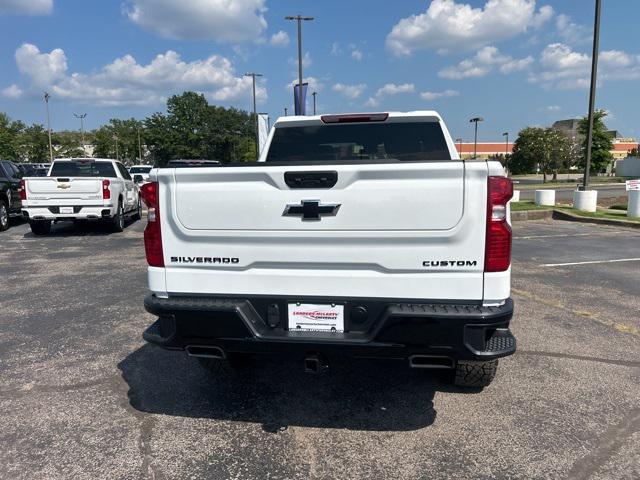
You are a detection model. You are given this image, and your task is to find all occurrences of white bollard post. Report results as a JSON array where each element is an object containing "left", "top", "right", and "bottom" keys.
[
  {"left": 511, "top": 190, "right": 520, "bottom": 202},
  {"left": 628, "top": 190, "right": 640, "bottom": 218},
  {"left": 535, "top": 190, "right": 555, "bottom": 206},
  {"left": 573, "top": 189, "right": 598, "bottom": 212}
]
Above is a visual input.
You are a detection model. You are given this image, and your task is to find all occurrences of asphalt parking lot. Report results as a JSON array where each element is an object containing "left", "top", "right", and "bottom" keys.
[{"left": 1, "top": 218, "right": 639, "bottom": 480}]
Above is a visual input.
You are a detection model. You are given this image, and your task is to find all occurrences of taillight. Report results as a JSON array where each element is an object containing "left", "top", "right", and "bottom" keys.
[
  {"left": 102, "top": 179, "right": 111, "bottom": 200},
  {"left": 140, "top": 182, "right": 164, "bottom": 267},
  {"left": 485, "top": 176, "right": 513, "bottom": 272},
  {"left": 19, "top": 180, "right": 27, "bottom": 200}
]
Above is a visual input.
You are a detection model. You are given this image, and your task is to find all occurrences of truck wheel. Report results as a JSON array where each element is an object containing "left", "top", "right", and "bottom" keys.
[
  {"left": 196, "top": 354, "right": 251, "bottom": 376},
  {"left": 454, "top": 360, "right": 498, "bottom": 388},
  {"left": 29, "top": 220, "right": 52, "bottom": 236},
  {"left": 132, "top": 198, "right": 142, "bottom": 221},
  {"left": 0, "top": 200, "right": 8, "bottom": 231},
  {"left": 110, "top": 201, "right": 124, "bottom": 232}
]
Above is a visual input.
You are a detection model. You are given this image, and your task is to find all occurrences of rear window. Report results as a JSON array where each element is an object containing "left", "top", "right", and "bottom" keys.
[
  {"left": 50, "top": 161, "right": 117, "bottom": 178},
  {"left": 266, "top": 121, "right": 451, "bottom": 163},
  {"left": 129, "top": 167, "right": 152, "bottom": 174}
]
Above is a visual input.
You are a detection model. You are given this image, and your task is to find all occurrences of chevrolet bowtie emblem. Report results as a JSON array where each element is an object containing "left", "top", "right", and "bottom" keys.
[
  {"left": 57, "top": 183, "right": 71, "bottom": 189},
  {"left": 283, "top": 200, "right": 341, "bottom": 221}
]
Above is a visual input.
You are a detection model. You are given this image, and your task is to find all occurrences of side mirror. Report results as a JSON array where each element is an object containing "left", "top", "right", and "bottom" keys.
[{"left": 133, "top": 174, "right": 144, "bottom": 183}]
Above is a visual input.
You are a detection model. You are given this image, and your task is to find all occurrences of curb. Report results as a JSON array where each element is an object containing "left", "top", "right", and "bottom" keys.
[
  {"left": 552, "top": 209, "right": 640, "bottom": 229},
  {"left": 511, "top": 210, "right": 553, "bottom": 222}
]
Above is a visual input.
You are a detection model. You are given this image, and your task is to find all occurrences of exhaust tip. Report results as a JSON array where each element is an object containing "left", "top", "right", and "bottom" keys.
[
  {"left": 408, "top": 355, "right": 454, "bottom": 369},
  {"left": 185, "top": 345, "right": 226, "bottom": 359}
]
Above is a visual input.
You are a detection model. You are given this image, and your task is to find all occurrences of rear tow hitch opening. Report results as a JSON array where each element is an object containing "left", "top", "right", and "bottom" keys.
[{"left": 304, "top": 353, "right": 329, "bottom": 374}]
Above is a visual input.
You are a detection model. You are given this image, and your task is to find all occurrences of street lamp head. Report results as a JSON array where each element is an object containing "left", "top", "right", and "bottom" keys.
[
  {"left": 502, "top": 131, "right": 508, "bottom": 136},
  {"left": 469, "top": 117, "right": 484, "bottom": 123}
]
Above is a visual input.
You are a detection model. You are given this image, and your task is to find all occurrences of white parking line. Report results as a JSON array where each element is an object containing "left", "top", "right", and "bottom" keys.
[{"left": 542, "top": 258, "right": 640, "bottom": 267}]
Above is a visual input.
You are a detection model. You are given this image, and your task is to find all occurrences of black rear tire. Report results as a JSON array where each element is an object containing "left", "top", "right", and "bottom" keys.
[
  {"left": 109, "top": 201, "right": 124, "bottom": 232},
  {"left": 29, "top": 220, "right": 52, "bottom": 236},
  {"left": 454, "top": 360, "right": 498, "bottom": 388},
  {"left": 132, "top": 198, "right": 142, "bottom": 221},
  {"left": 0, "top": 200, "right": 9, "bottom": 231}
]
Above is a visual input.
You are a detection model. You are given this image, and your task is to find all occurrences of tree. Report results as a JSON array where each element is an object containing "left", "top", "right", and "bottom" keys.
[
  {"left": 510, "top": 127, "right": 570, "bottom": 181},
  {"left": 577, "top": 109, "right": 613, "bottom": 174},
  {"left": 0, "top": 113, "right": 25, "bottom": 160},
  {"left": 92, "top": 118, "right": 144, "bottom": 164},
  {"left": 20, "top": 124, "right": 50, "bottom": 162}
]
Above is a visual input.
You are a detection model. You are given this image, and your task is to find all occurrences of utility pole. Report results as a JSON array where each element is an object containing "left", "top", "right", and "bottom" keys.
[
  {"left": 244, "top": 73, "right": 262, "bottom": 158},
  {"left": 114, "top": 135, "right": 119, "bottom": 160},
  {"left": 582, "top": 0, "right": 602, "bottom": 190},
  {"left": 74, "top": 113, "right": 87, "bottom": 156},
  {"left": 44, "top": 92, "right": 54, "bottom": 163},
  {"left": 137, "top": 127, "right": 143, "bottom": 163},
  {"left": 312, "top": 91, "right": 317, "bottom": 115},
  {"left": 455, "top": 138, "right": 463, "bottom": 159},
  {"left": 469, "top": 117, "right": 484, "bottom": 159},
  {"left": 285, "top": 15, "right": 314, "bottom": 115}
]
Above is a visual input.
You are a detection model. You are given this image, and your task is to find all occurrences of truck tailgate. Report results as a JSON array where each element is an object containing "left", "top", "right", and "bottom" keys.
[
  {"left": 158, "top": 162, "right": 489, "bottom": 300},
  {"left": 26, "top": 177, "right": 102, "bottom": 201}
]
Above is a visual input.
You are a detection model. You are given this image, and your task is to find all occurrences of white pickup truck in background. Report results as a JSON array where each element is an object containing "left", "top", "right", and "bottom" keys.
[
  {"left": 21, "top": 158, "right": 141, "bottom": 235},
  {"left": 141, "top": 111, "right": 515, "bottom": 388}
]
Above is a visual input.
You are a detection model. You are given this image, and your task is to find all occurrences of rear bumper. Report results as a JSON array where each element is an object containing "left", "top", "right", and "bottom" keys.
[
  {"left": 22, "top": 205, "right": 116, "bottom": 221},
  {"left": 143, "top": 294, "right": 515, "bottom": 362}
]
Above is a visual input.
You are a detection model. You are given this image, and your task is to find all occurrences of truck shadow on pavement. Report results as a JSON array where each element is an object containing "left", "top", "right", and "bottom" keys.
[
  {"left": 22, "top": 218, "right": 141, "bottom": 238},
  {"left": 116, "top": 344, "right": 477, "bottom": 432}
]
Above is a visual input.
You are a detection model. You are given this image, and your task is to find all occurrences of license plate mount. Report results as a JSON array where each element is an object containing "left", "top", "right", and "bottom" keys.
[{"left": 287, "top": 303, "right": 345, "bottom": 332}]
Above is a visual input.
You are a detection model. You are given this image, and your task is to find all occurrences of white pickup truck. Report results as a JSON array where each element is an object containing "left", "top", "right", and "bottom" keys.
[
  {"left": 141, "top": 112, "right": 515, "bottom": 388},
  {"left": 21, "top": 158, "right": 141, "bottom": 235}
]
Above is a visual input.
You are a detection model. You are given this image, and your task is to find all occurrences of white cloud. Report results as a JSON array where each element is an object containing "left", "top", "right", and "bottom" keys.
[
  {"left": 330, "top": 42, "right": 341, "bottom": 56},
  {"left": 544, "top": 105, "right": 561, "bottom": 112},
  {"left": 420, "top": 89, "right": 459, "bottom": 101},
  {"left": 1, "top": 84, "right": 23, "bottom": 99},
  {"left": 11, "top": 43, "right": 266, "bottom": 106},
  {"left": 351, "top": 49, "right": 363, "bottom": 61},
  {"left": 288, "top": 52, "right": 312, "bottom": 69},
  {"left": 0, "top": 0, "right": 52, "bottom": 15},
  {"left": 529, "top": 43, "right": 640, "bottom": 89},
  {"left": 332, "top": 83, "right": 367, "bottom": 100},
  {"left": 365, "top": 83, "right": 415, "bottom": 107},
  {"left": 386, "top": 0, "right": 553, "bottom": 56},
  {"left": 439, "top": 46, "right": 532, "bottom": 79},
  {"left": 269, "top": 30, "right": 289, "bottom": 47},
  {"left": 555, "top": 14, "right": 591, "bottom": 46},
  {"left": 124, "top": 0, "right": 267, "bottom": 43}
]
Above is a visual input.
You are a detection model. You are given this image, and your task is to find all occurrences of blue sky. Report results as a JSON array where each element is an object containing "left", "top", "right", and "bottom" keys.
[{"left": 0, "top": 0, "right": 638, "bottom": 142}]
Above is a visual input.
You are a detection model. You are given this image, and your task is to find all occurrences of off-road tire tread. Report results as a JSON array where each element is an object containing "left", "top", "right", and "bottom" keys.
[{"left": 454, "top": 360, "right": 498, "bottom": 388}]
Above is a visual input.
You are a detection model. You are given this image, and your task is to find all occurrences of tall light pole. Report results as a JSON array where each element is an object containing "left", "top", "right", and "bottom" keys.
[
  {"left": 285, "top": 15, "right": 314, "bottom": 115},
  {"left": 244, "top": 72, "right": 262, "bottom": 158},
  {"left": 284, "top": 107, "right": 288, "bottom": 116},
  {"left": 137, "top": 127, "right": 143, "bottom": 163},
  {"left": 44, "top": 92, "right": 54, "bottom": 163},
  {"left": 312, "top": 91, "right": 317, "bottom": 115},
  {"left": 469, "top": 117, "right": 484, "bottom": 159},
  {"left": 114, "top": 134, "right": 119, "bottom": 160},
  {"left": 455, "top": 138, "right": 463, "bottom": 159},
  {"left": 74, "top": 113, "right": 87, "bottom": 156},
  {"left": 582, "top": 0, "right": 602, "bottom": 190}
]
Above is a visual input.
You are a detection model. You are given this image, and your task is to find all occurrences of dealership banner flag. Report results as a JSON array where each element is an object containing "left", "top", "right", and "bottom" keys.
[{"left": 294, "top": 82, "right": 308, "bottom": 116}]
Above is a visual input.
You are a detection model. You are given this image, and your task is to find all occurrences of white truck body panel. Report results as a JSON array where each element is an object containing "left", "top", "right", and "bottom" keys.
[{"left": 149, "top": 112, "right": 510, "bottom": 305}]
